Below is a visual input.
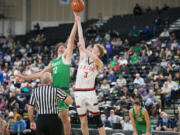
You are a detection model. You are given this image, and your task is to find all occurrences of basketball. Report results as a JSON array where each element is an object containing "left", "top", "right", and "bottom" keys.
[{"left": 71, "top": 0, "right": 85, "bottom": 12}]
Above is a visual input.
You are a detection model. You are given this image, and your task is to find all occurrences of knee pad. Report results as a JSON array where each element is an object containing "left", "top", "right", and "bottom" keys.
[{"left": 93, "top": 114, "right": 103, "bottom": 128}]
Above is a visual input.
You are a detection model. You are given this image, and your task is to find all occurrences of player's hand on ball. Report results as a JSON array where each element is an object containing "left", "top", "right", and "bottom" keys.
[{"left": 74, "top": 12, "right": 80, "bottom": 22}]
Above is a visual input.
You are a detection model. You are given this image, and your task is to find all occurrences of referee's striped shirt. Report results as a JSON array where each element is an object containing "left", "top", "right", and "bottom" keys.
[{"left": 29, "top": 85, "right": 67, "bottom": 114}]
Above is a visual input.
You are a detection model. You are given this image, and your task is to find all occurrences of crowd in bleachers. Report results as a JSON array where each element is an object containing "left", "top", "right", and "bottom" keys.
[{"left": 0, "top": 6, "right": 180, "bottom": 135}]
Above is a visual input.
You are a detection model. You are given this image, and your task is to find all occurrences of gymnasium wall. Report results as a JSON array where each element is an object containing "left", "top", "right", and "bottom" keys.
[
  {"left": 30, "top": 0, "right": 180, "bottom": 21},
  {"left": 88, "top": 0, "right": 180, "bottom": 19},
  {"left": 1, "top": 0, "right": 180, "bottom": 36},
  {"left": 0, "top": 0, "right": 25, "bottom": 36}
]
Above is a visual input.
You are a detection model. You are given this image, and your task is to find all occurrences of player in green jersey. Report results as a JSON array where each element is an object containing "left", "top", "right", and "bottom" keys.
[
  {"left": 129, "top": 100, "right": 151, "bottom": 135},
  {"left": 16, "top": 12, "right": 79, "bottom": 135}
]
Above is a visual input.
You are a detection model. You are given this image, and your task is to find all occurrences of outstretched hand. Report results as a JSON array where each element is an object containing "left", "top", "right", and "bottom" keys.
[
  {"left": 74, "top": 12, "right": 80, "bottom": 22},
  {"left": 15, "top": 74, "right": 26, "bottom": 81}
]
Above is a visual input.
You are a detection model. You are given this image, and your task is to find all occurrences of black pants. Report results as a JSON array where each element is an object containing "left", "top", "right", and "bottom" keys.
[{"left": 36, "top": 114, "right": 64, "bottom": 135}]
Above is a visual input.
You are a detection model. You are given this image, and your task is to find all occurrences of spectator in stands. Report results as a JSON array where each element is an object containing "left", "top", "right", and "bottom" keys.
[
  {"left": 118, "top": 56, "right": 128, "bottom": 66},
  {"left": 98, "top": 92, "right": 106, "bottom": 106},
  {"left": 144, "top": 45, "right": 152, "bottom": 57},
  {"left": 8, "top": 91, "right": 18, "bottom": 111},
  {"left": 104, "top": 41, "right": 113, "bottom": 63},
  {"left": 130, "top": 52, "right": 140, "bottom": 64},
  {"left": 171, "top": 40, "right": 178, "bottom": 50},
  {"left": 174, "top": 72, "right": 179, "bottom": 86},
  {"left": 12, "top": 115, "right": 26, "bottom": 135},
  {"left": 0, "top": 83, "right": 4, "bottom": 94},
  {"left": 107, "top": 71, "right": 117, "bottom": 84},
  {"left": 160, "top": 28, "right": 170, "bottom": 38},
  {"left": 111, "top": 83, "right": 121, "bottom": 96},
  {"left": 152, "top": 62, "right": 162, "bottom": 74},
  {"left": 138, "top": 86, "right": 147, "bottom": 100},
  {"left": 130, "top": 88, "right": 142, "bottom": 103},
  {"left": 34, "top": 22, "right": 40, "bottom": 31},
  {"left": 116, "top": 75, "right": 127, "bottom": 88},
  {"left": 108, "top": 110, "right": 122, "bottom": 127},
  {"left": 110, "top": 56, "right": 117, "bottom": 66},
  {"left": 161, "top": 81, "right": 171, "bottom": 107},
  {"left": 144, "top": 90, "right": 159, "bottom": 116},
  {"left": 153, "top": 16, "right": 161, "bottom": 36},
  {"left": 105, "top": 31, "right": 111, "bottom": 41},
  {"left": 0, "top": 68, "right": 4, "bottom": 85},
  {"left": 121, "top": 113, "right": 133, "bottom": 130},
  {"left": 120, "top": 87, "right": 130, "bottom": 100},
  {"left": 129, "top": 25, "right": 140, "bottom": 37},
  {"left": 156, "top": 112, "right": 177, "bottom": 131},
  {"left": 143, "top": 25, "right": 152, "bottom": 35},
  {"left": 133, "top": 73, "right": 144, "bottom": 86},
  {"left": 146, "top": 6, "right": 152, "bottom": 13},
  {"left": 167, "top": 76, "right": 178, "bottom": 92},
  {"left": 160, "top": 58, "right": 168, "bottom": 69},
  {"left": 7, "top": 115, "right": 15, "bottom": 134},
  {"left": 140, "top": 52, "right": 148, "bottom": 64},
  {"left": 101, "top": 114, "right": 112, "bottom": 128},
  {"left": 133, "top": 43, "right": 143, "bottom": 55},
  {"left": 13, "top": 108, "right": 20, "bottom": 120},
  {"left": 100, "top": 80, "right": 110, "bottom": 94},
  {"left": 133, "top": 4, "right": 142, "bottom": 15},
  {"left": 110, "top": 29, "right": 119, "bottom": 38}
]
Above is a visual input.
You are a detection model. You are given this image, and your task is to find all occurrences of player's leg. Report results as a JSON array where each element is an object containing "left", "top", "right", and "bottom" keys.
[
  {"left": 59, "top": 109, "right": 71, "bottom": 135},
  {"left": 58, "top": 90, "right": 71, "bottom": 135},
  {"left": 88, "top": 91, "right": 106, "bottom": 135},
  {"left": 79, "top": 116, "right": 89, "bottom": 135},
  {"left": 74, "top": 91, "right": 88, "bottom": 135}
]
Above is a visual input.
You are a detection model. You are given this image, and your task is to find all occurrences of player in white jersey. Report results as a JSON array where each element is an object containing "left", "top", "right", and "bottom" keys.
[{"left": 74, "top": 14, "right": 106, "bottom": 135}]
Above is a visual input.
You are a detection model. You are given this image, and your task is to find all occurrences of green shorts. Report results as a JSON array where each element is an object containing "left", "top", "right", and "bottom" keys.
[
  {"left": 58, "top": 90, "right": 70, "bottom": 111},
  {"left": 136, "top": 124, "right": 152, "bottom": 135}
]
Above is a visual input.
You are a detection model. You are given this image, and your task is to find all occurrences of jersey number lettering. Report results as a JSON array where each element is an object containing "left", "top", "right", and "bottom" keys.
[
  {"left": 53, "top": 67, "right": 57, "bottom": 74},
  {"left": 84, "top": 72, "right": 88, "bottom": 78}
]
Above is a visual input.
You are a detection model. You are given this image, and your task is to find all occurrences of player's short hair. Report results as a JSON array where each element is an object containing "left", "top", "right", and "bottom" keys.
[
  {"left": 94, "top": 44, "right": 105, "bottom": 58},
  {"left": 133, "top": 100, "right": 141, "bottom": 106},
  {"left": 55, "top": 42, "right": 67, "bottom": 55}
]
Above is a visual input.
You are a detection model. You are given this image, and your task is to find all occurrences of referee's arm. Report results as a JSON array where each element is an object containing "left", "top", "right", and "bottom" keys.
[
  {"left": 56, "top": 88, "right": 73, "bottom": 105},
  {"left": 28, "top": 89, "right": 36, "bottom": 122}
]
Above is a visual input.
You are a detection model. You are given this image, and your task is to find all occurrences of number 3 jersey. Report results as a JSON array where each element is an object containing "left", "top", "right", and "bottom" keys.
[
  {"left": 75, "top": 57, "right": 98, "bottom": 89},
  {"left": 50, "top": 55, "right": 70, "bottom": 88}
]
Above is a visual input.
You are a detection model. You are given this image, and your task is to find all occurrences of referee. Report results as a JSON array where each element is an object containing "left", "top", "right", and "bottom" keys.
[{"left": 28, "top": 72, "right": 73, "bottom": 135}]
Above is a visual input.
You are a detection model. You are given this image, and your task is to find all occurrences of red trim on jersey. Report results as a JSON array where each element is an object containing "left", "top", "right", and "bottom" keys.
[
  {"left": 93, "top": 102, "right": 99, "bottom": 105},
  {"left": 89, "top": 111, "right": 100, "bottom": 115},
  {"left": 74, "top": 88, "right": 94, "bottom": 91},
  {"left": 79, "top": 113, "right": 87, "bottom": 117},
  {"left": 76, "top": 105, "right": 80, "bottom": 108}
]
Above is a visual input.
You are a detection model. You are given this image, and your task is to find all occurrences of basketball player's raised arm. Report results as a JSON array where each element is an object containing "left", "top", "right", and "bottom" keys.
[
  {"left": 16, "top": 64, "right": 52, "bottom": 81},
  {"left": 129, "top": 109, "right": 138, "bottom": 135},
  {"left": 75, "top": 13, "right": 86, "bottom": 60},
  {"left": 143, "top": 109, "right": 150, "bottom": 134},
  {"left": 78, "top": 42, "right": 103, "bottom": 71},
  {"left": 64, "top": 15, "right": 77, "bottom": 62}
]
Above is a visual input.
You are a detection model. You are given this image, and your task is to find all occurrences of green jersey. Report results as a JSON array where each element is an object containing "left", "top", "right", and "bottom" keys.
[
  {"left": 133, "top": 107, "right": 146, "bottom": 125},
  {"left": 50, "top": 56, "right": 70, "bottom": 88}
]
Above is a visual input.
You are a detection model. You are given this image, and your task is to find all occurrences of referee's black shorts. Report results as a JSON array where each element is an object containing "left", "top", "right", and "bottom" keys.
[{"left": 36, "top": 114, "right": 64, "bottom": 135}]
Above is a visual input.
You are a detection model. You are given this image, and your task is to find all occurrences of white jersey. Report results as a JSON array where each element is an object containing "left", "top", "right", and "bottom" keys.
[{"left": 75, "top": 57, "right": 98, "bottom": 89}]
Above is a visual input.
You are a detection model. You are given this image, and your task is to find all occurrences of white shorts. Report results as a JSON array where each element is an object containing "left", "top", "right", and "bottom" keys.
[{"left": 74, "top": 90, "right": 99, "bottom": 116}]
